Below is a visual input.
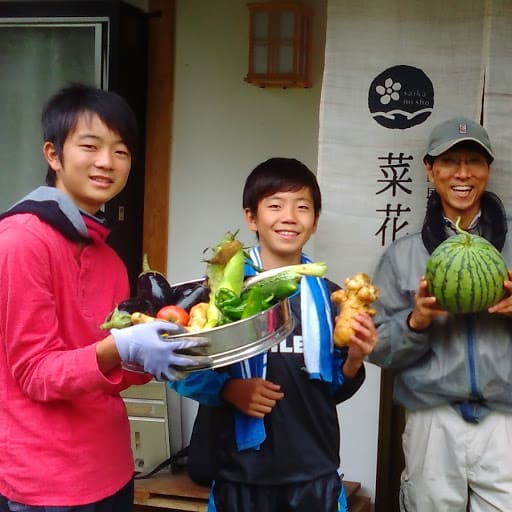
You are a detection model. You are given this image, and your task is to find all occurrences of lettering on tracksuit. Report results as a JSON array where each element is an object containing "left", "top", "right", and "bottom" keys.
[{"left": 270, "top": 335, "right": 304, "bottom": 353}]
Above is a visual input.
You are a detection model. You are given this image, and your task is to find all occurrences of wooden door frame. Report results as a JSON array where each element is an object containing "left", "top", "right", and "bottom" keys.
[
  {"left": 143, "top": 0, "right": 174, "bottom": 273},
  {"left": 374, "top": 369, "right": 405, "bottom": 512}
]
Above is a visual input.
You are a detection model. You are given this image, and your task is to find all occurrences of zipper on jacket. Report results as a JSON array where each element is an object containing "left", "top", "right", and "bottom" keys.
[{"left": 465, "top": 314, "right": 480, "bottom": 397}]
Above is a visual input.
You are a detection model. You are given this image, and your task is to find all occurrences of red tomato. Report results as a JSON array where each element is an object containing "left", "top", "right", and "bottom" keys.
[{"left": 156, "top": 305, "right": 190, "bottom": 326}]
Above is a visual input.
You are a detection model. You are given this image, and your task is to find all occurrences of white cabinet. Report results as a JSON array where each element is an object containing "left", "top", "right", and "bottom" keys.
[{"left": 121, "top": 381, "right": 171, "bottom": 473}]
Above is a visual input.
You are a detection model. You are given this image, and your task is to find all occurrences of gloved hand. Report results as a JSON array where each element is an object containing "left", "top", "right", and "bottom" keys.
[{"left": 111, "top": 321, "right": 212, "bottom": 381}]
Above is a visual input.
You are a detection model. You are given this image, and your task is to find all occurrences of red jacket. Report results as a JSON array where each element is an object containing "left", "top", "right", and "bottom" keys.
[{"left": 0, "top": 209, "right": 149, "bottom": 505}]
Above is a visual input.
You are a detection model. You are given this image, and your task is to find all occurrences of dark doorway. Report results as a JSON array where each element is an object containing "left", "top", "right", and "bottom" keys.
[{"left": 0, "top": 0, "right": 148, "bottom": 294}]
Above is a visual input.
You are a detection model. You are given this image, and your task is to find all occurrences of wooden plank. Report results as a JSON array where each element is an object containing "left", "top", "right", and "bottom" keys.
[
  {"left": 134, "top": 488, "right": 152, "bottom": 501},
  {"left": 348, "top": 495, "right": 372, "bottom": 512},
  {"left": 344, "top": 480, "right": 361, "bottom": 499},
  {"left": 134, "top": 471, "right": 208, "bottom": 511},
  {"left": 137, "top": 474, "right": 358, "bottom": 502},
  {"left": 134, "top": 494, "right": 207, "bottom": 511},
  {"left": 134, "top": 472, "right": 210, "bottom": 500},
  {"left": 134, "top": 472, "right": 367, "bottom": 511},
  {"left": 143, "top": 0, "right": 174, "bottom": 273}
]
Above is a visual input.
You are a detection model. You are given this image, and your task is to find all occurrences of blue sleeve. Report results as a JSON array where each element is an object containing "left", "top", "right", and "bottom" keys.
[
  {"left": 330, "top": 347, "right": 366, "bottom": 404},
  {"left": 330, "top": 347, "right": 346, "bottom": 391},
  {"left": 168, "top": 369, "right": 230, "bottom": 406}
]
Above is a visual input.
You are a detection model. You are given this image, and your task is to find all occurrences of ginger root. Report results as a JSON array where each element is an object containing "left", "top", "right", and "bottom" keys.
[{"left": 331, "top": 273, "right": 379, "bottom": 347}]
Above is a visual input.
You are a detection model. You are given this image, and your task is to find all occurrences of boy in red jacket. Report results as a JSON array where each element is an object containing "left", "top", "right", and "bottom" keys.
[{"left": 0, "top": 84, "right": 209, "bottom": 512}]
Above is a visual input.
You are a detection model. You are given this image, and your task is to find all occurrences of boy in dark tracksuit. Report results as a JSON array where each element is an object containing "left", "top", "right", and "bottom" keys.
[{"left": 170, "top": 157, "right": 378, "bottom": 512}]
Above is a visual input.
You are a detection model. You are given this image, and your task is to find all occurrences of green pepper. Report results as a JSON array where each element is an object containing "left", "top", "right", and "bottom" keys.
[
  {"left": 100, "top": 307, "right": 132, "bottom": 330},
  {"left": 221, "top": 305, "right": 246, "bottom": 322},
  {"left": 215, "top": 288, "right": 241, "bottom": 308},
  {"left": 215, "top": 288, "right": 246, "bottom": 322},
  {"left": 241, "top": 286, "right": 268, "bottom": 319}
]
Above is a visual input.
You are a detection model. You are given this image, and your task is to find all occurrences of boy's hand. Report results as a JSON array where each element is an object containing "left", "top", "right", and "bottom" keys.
[
  {"left": 110, "top": 321, "right": 212, "bottom": 381},
  {"left": 342, "top": 312, "right": 378, "bottom": 378},
  {"left": 221, "top": 378, "right": 284, "bottom": 418}
]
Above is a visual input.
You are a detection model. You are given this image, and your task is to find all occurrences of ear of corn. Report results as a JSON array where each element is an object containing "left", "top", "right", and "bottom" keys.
[
  {"left": 204, "top": 231, "right": 247, "bottom": 328},
  {"left": 242, "top": 262, "right": 327, "bottom": 291}
]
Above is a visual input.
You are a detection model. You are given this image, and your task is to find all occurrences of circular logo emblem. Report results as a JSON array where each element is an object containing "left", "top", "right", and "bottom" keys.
[{"left": 368, "top": 65, "right": 434, "bottom": 129}]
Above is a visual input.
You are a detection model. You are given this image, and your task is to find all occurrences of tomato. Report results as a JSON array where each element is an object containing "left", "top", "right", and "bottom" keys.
[{"left": 156, "top": 305, "right": 190, "bottom": 326}]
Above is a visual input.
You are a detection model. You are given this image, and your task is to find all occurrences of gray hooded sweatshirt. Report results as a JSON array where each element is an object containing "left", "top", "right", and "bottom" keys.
[{"left": 368, "top": 191, "right": 512, "bottom": 422}]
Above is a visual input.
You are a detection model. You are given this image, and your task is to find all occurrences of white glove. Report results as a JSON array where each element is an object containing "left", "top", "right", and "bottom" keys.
[{"left": 111, "top": 321, "right": 212, "bottom": 381}]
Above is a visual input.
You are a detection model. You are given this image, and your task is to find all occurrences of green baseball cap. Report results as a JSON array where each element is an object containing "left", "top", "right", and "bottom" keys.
[{"left": 424, "top": 117, "right": 494, "bottom": 162}]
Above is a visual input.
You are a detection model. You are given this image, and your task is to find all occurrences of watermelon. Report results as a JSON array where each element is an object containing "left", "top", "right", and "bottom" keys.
[{"left": 425, "top": 217, "right": 508, "bottom": 314}]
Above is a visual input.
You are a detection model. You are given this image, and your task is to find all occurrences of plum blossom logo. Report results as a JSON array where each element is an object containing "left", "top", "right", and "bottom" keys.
[
  {"left": 368, "top": 65, "right": 434, "bottom": 129},
  {"left": 376, "top": 78, "right": 401, "bottom": 105}
]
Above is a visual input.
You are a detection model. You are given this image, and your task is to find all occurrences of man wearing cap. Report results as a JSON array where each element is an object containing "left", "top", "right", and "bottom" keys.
[{"left": 368, "top": 117, "right": 512, "bottom": 511}]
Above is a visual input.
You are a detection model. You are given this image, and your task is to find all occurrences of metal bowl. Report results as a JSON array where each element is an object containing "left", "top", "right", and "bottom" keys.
[{"left": 168, "top": 278, "right": 295, "bottom": 371}]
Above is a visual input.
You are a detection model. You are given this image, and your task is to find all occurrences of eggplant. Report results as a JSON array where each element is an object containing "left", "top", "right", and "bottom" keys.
[
  {"left": 117, "top": 296, "right": 157, "bottom": 316},
  {"left": 174, "top": 281, "right": 210, "bottom": 310},
  {"left": 136, "top": 254, "right": 175, "bottom": 310}
]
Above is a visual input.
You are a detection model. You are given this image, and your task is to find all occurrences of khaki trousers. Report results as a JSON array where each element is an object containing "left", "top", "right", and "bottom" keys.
[{"left": 399, "top": 405, "right": 512, "bottom": 512}]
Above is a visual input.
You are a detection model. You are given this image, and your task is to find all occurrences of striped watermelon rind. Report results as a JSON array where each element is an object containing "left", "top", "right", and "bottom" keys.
[{"left": 425, "top": 221, "right": 508, "bottom": 314}]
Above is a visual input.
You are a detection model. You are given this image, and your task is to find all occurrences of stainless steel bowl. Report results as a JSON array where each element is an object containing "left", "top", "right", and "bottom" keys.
[{"left": 168, "top": 278, "right": 295, "bottom": 371}]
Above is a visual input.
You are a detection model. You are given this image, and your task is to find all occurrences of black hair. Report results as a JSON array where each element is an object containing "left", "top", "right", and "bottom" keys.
[
  {"left": 424, "top": 141, "right": 493, "bottom": 166},
  {"left": 242, "top": 158, "right": 322, "bottom": 217},
  {"left": 41, "top": 83, "right": 138, "bottom": 186}
]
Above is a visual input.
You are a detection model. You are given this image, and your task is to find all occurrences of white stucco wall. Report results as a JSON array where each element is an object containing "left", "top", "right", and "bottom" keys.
[
  {"left": 167, "top": 0, "right": 327, "bottom": 282},
  {"left": 166, "top": 0, "right": 379, "bottom": 505}
]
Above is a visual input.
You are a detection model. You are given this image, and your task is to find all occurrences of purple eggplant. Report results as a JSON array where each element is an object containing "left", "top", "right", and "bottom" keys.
[
  {"left": 173, "top": 281, "right": 210, "bottom": 310},
  {"left": 136, "top": 254, "right": 175, "bottom": 310},
  {"left": 117, "top": 296, "right": 157, "bottom": 315}
]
